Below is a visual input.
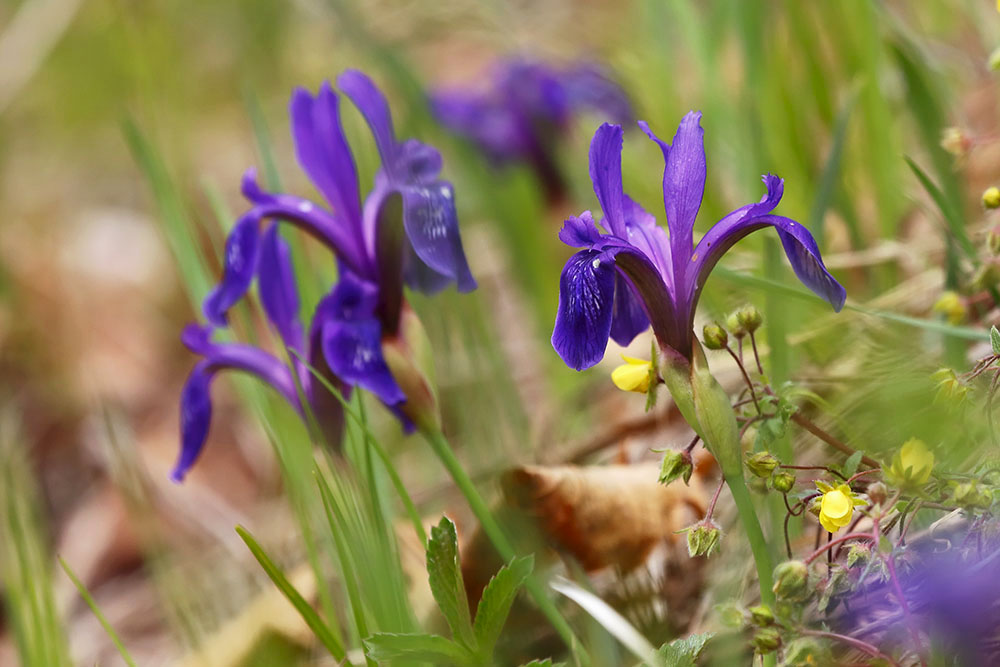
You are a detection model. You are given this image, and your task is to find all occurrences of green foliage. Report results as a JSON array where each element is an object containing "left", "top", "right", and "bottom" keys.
[
  {"left": 473, "top": 553, "right": 534, "bottom": 658},
  {"left": 364, "top": 633, "right": 476, "bottom": 664},
  {"left": 658, "top": 632, "right": 714, "bottom": 667},
  {"left": 427, "top": 517, "right": 477, "bottom": 649},
  {"left": 59, "top": 558, "right": 137, "bottom": 667}
]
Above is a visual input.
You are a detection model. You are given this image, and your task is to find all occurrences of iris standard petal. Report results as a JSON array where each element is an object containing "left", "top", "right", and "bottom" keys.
[
  {"left": 609, "top": 273, "right": 650, "bottom": 346},
  {"left": 552, "top": 249, "right": 618, "bottom": 371},
  {"left": 558, "top": 211, "right": 604, "bottom": 248},
  {"left": 588, "top": 123, "right": 627, "bottom": 237},
  {"left": 399, "top": 182, "right": 477, "bottom": 292},
  {"left": 337, "top": 69, "right": 398, "bottom": 167},
  {"left": 289, "top": 83, "right": 363, "bottom": 233},
  {"left": 203, "top": 213, "right": 261, "bottom": 327},
  {"left": 322, "top": 317, "right": 406, "bottom": 407},
  {"left": 258, "top": 224, "right": 303, "bottom": 352},
  {"left": 622, "top": 195, "right": 673, "bottom": 290},
  {"left": 173, "top": 360, "right": 213, "bottom": 482}
]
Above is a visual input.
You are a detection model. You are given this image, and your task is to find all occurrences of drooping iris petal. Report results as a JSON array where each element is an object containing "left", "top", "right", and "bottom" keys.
[
  {"left": 258, "top": 224, "right": 303, "bottom": 352},
  {"left": 398, "top": 182, "right": 476, "bottom": 293},
  {"left": 639, "top": 113, "right": 706, "bottom": 266},
  {"left": 589, "top": 123, "right": 627, "bottom": 237},
  {"left": 174, "top": 326, "right": 302, "bottom": 482},
  {"left": 552, "top": 249, "right": 618, "bottom": 371},
  {"left": 609, "top": 273, "right": 650, "bottom": 346},
  {"left": 688, "top": 210, "right": 846, "bottom": 315},
  {"left": 337, "top": 69, "right": 398, "bottom": 167},
  {"left": 203, "top": 214, "right": 261, "bottom": 327},
  {"left": 173, "top": 360, "right": 213, "bottom": 482},
  {"left": 305, "top": 292, "right": 350, "bottom": 447},
  {"left": 396, "top": 139, "right": 443, "bottom": 185},
  {"left": 289, "top": 83, "right": 363, "bottom": 234},
  {"left": 322, "top": 317, "right": 406, "bottom": 407}
]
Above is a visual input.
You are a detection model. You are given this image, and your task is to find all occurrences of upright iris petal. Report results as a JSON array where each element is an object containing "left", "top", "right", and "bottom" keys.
[{"left": 552, "top": 115, "right": 845, "bottom": 371}]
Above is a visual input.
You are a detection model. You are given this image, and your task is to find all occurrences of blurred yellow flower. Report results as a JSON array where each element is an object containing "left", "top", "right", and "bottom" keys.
[
  {"left": 932, "top": 291, "right": 966, "bottom": 325},
  {"left": 887, "top": 438, "right": 935, "bottom": 486},
  {"left": 611, "top": 356, "right": 653, "bottom": 393}
]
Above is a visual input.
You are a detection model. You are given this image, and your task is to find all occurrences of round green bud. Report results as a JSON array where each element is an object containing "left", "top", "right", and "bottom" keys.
[
  {"left": 771, "top": 471, "right": 796, "bottom": 494},
  {"left": 748, "top": 604, "right": 775, "bottom": 627},
  {"left": 726, "top": 311, "right": 747, "bottom": 339},
  {"left": 686, "top": 521, "right": 722, "bottom": 558},
  {"left": 984, "top": 186, "right": 1000, "bottom": 210},
  {"left": 745, "top": 451, "right": 779, "bottom": 478},
  {"left": 702, "top": 323, "right": 728, "bottom": 350},
  {"left": 952, "top": 481, "right": 993, "bottom": 510},
  {"left": 866, "top": 481, "right": 888, "bottom": 506},
  {"left": 736, "top": 305, "right": 763, "bottom": 333},
  {"left": 772, "top": 560, "right": 810, "bottom": 601},
  {"left": 752, "top": 627, "right": 781, "bottom": 654}
]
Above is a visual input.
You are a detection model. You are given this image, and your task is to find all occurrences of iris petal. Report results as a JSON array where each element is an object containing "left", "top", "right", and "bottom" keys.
[
  {"left": 399, "top": 182, "right": 477, "bottom": 292},
  {"left": 258, "top": 224, "right": 303, "bottom": 352},
  {"left": 173, "top": 361, "right": 213, "bottom": 482},
  {"left": 552, "top": 249, "right": 618, "bottom": 371},
  {"left": 322, "top": 317, "right": 406, "bottom": 407},
  {"left": 203, "top": 214, "right": 261, "bottom": 327},
  {"left": 588, "top": 123, "right": 626, "bottom": 237},
  {"left": 337, "top": 69, "right": 398, "bottom": 167},
  {"left": 609, "top": 273, "right": 650, "bottom": 346}
]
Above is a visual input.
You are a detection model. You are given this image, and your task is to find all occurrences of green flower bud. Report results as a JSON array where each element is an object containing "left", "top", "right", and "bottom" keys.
[
  {"left": 702, "top": 322, "right": 729, "bottom": 350},
  {"left": 748, "top": 604, "right": 774, "bottom": 627},
  {"left": 659, "top": 449, "right": 694, "bottom": 486},
  {"left": 771, "top": 471, "right": 796, "bottom": 493},
  {"left": 886, "top": 438, "right": 935, "bottom": 488},
  {"left": 846, "top": 542, "right": 871, "bottom": 568},
  {"left": 772, "top": 560, "right": 810, "bottom": 601},
  {"left": 780, "top": 638, "right": 830, "bottom": 666},
  {"left": 988, "top": 226, "right": 1000, "bottom": 256},
  {"left": 746, "top": 451, "right": 779, "bottom": 478},
  {"left": 686, "top": 521, "right": 722, "bottom": 558},
  {"left": 984, "top": 186, "right": 1000, "bottom": 210},
  {"left": 726, "top": 311, "right": 747, "bottom": 339},
  {"left": 972, "top": 262, "right": 1000, "bottom": 292},
  {"left": 752, "top": 627, "right": 781, "bottom": 654},
  {"left": 381, "top": 307, "right": 439, "bottom": 433},
  {"left": 736, "top": 305, "right": 763, "bottom": 334},
  {"left": 952, "top": 481, "right": 994, "bottom": 510},
  {"left": 714, "top": 601, "right": 747, "bottom": 628}
]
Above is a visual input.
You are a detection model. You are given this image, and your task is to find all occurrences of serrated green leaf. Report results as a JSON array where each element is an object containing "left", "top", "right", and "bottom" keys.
[
  {"left": 842, "top": 451, "right": 863, "bottom": 478},
  {"left": 657, "top": 632, "right": 713, "bottom": 667},
  {"left": 519, "top": 660, "right": 566, "bottom": 667},
  {"left": 364, "top": 633, "right": 474, "bottom": 665},
  {"left": 991, "top": 326, "right": 1000, "bottom": 355},
  {"left": 473, "top": 555, "right": 533, "bottom": 658},
  {"left": 427, "top": 517, "right": 476, "bottom": 649}
]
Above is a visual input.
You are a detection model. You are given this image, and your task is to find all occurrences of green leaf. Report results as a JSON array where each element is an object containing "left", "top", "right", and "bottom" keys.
[
  {"left": 657, "top": 632, "right": 714, "bottom": 667},
  {"left": 991, "top": 326, "right": 1000, "bottom": 355},
  {"left": 364, "top": 633, "right": 474, "bottom": 665},
  {"left": 427, "top": 517, "right": 476, "bottom": 649},
  {"left": 473, "top": 555, "right": 533, "bottom": 658},
  {"left": 842, "top": 451, "right": 863, "bottom": 478},
  {"left": 59, "top": 558, "right": 137, "bottom": 667},
  {"left": 519, "top": 660, "right": 566, "bottom": 667},
  {"left": 235, "top": 526, "right": 348, "bottom": 662}
]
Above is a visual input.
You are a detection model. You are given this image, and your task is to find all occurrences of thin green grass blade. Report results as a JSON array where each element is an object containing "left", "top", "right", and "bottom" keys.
[
  {"left": 236, "top": 525, "right": 350, "bottom": 663},
  {"left": 810, "top": 86, "right": 859, "bottom": 249},
  {"left": 59, "top": 557, "right": 138, "bottom": 667}
]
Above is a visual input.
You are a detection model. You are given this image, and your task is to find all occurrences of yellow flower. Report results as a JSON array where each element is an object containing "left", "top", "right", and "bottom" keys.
[
  {"left": 932, "top": 291, "right": 966, "bottom": 325},
  {"left": 611, "top": 356, "right": 653, "bottom": 393},
  {"left": 814, "top": 481, "right": 866, "bottom": 534},
  {"left": 887, "top": 438, "right": 935, "bottom": 486},
  {"left": 984, "top": 186, "right": 1000, "bottom": 210}
]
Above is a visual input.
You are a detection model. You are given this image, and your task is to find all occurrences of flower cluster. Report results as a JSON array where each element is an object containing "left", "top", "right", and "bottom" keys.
[{"left": 175, "top": 70, "right": 476, "bottom": 481}]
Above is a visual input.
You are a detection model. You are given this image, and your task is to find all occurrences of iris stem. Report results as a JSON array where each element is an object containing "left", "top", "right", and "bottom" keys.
[
  {"left": 422, "top": 428, "right": 584, "bottom": 661},
  {"left": 724, "top": 470, "right": 775, "bottom": 610}
]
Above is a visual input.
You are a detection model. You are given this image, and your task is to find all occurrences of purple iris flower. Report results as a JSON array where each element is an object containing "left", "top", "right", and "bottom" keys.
[
  {"left": 551, "top": 115, "right": 846, "bottom": 371},
  {"left": 174, "top": 70, "right": 475, "bottom": 482},
  {"left": 430, "top": 59, "right": 633, "bottom": 203}
]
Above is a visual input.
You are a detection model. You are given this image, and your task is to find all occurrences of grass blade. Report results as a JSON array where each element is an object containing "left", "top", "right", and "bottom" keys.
[{"left": 59, "top": 557, "right": 138, "bottom": 667}]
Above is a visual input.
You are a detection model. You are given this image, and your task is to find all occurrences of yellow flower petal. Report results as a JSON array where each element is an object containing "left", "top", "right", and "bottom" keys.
[
  {"left": 611, "top": 357, "right": 652, "bottom": 393},
  {"left": 821, "top": 489, "right": 852, "bottom": 520}
]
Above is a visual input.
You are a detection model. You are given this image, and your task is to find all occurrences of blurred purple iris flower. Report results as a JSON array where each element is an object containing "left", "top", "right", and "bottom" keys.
[
  {"left": 174, "top": 70, "right": 475, "bottom": 482},
  {"left": 551, "top": 116, "right": 846, "bottom": 371},
  {"left": 430, "top": 59, "right": 633, "bottom": 203}
]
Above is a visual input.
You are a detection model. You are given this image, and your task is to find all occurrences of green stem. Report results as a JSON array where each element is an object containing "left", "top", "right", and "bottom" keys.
[
  {"left": 724, "top": 470, "right": 775, "bottom": 609},
  {"left": 423, "top": 429, "right": 585, "bottom": 662}
]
